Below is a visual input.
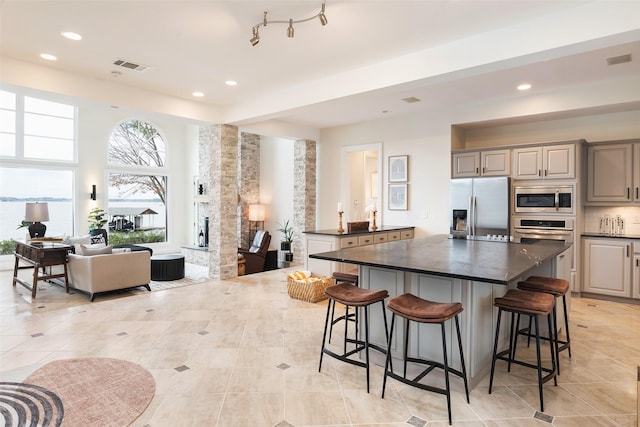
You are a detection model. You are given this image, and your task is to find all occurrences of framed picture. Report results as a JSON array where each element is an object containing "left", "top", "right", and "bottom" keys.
[
  {"left": 388, "top": 183, "right": 408, "bottom": 210},
  {"left": 388, "top": 155, "right": 408, "bottom": 182}
]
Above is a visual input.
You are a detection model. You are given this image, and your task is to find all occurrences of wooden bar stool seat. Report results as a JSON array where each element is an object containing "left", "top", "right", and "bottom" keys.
[
  {"left": 517, "top": 276, "right": 572, "bottom": 373},
  {"left": 319, "top": 283, "right": 389, "bottom": 393},
  {"left": 382, "top": 293, "right": 469, "bottom": 425},
  {"left": 489, "top": 289, "right": 558, "bottom": 413}
]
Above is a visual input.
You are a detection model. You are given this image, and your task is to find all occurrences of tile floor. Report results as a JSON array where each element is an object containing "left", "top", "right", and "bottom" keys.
[{"left": 1, "top": 266, "right": 639, "bottom": 426}]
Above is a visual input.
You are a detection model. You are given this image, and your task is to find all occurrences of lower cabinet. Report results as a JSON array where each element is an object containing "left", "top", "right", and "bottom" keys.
[
  {"left": 304, "top": 228, "right": 414, "bottom": 277},
  {"left": 583, "top": 237, "right": 637, "bottom": 298},
  {"left": 634, "top": 244, "right": 640, "bottom": 299}
]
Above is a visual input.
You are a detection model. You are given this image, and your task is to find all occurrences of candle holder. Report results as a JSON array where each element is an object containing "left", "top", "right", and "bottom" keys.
[
  {"left": 338, "top": 211, "right": 344, "bottom": 234},
  {"left": 371, "top": 210, "right": 378, "bottom": 231}
]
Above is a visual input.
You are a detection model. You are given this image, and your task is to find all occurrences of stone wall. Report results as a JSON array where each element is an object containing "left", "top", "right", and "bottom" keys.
[
  {"left": 199, "top": 124, "right": 239, "bottom": 279},
  {"left": 293, "top": 139, "right": 317, "bottom": 263},
  {"left": 238, "top": 132, "right": 261, "bottom": 248}
]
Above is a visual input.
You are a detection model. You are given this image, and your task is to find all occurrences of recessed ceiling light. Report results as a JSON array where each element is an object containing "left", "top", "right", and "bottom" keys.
[
  {"left": 192, "top": 91, "right": 204, "bottom": 97},
  {"left": 40, "top": 53, "right": 57, "bottom": 61},
  {"left": 61, "top": 31, "right": 82, "bottom": 41},
  {"left": 225, "top": 80, "right": 238, "bottom": 86},
  {"left": 517, "top": 83, "right": 532, "bottom": 91}
]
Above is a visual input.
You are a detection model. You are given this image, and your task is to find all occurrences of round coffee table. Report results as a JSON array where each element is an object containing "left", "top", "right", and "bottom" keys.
[{"left": 150, "top": 254, "right": 185, "bottom": 281}]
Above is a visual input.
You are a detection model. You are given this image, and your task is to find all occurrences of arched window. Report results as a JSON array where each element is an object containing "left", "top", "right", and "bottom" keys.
[{"left": 107, "top": 120, "right": 168, "bottom": 244}]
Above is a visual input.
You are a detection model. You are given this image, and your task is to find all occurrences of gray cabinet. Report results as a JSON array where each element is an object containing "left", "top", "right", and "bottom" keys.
[
  {"left": 512, "top": 144, "right": 575, "bottom": 180},
  {"left": 583, "top": 237, "right": 633, "bottom": 298},
  {"left": 452, "top": 149, "right": 510, "bottom": 178},
  {"left": 587, "top": 141, "right": 640, "bottom": 203}
]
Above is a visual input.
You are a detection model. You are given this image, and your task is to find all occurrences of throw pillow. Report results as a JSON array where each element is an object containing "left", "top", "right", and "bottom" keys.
[
  {"left": 66, "top": 235, "right": 91, "bottom": 246},
  {"left": 90, "top": 234, "right": 105, "bottom": 245},
  {"left": 74, "top": 242, "right": 106, "bottom": 255},
  {"left": 112, "top": 247, "right": 131, "bottom": 254},
  {"left": 78, "top": 244, "right": 112, "bottom": 256}
]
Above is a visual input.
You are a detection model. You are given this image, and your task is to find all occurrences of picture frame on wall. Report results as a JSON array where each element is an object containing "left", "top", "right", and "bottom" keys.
[
  {"left": 389, "top": 183, "right": 408, "bottom": 210},
  {"left": 388, "top": 155, "right": 408, "bottom": 182}
]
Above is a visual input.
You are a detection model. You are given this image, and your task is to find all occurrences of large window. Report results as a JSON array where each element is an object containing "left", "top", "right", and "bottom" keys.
[
  {"left": 107, "top": 120, "right": 167, "bottom": 244},
  {"left": 0, "top": 167, "right": 74, "bottom": 250},
  {"left": 0, "top": 90, "right": 75, "bottom": 162},
  {"left": 0, "top": 90, "right": 76, "bottom": 254}
]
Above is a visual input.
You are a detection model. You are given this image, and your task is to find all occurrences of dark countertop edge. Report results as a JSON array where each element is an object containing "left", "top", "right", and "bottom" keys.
[
  {"left": 308, "top": 253, "right": 508, "bottom": 284},
  {"left": 582, "top": 233, "right": 640, "bottom": 239},
  {"left": 181, "top": 245, "right": 209, "bottom": 252},
  {"left": 304, "top": 225, "right": 415, "bottom": 236}
]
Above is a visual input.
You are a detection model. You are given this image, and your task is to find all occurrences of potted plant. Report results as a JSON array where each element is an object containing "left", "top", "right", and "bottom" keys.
[
  {"left": 278, "top": 220, "right": 294, "bottom": 261},
  {"left": 88, "top": 207, "right": 108, "bottom": 242}
]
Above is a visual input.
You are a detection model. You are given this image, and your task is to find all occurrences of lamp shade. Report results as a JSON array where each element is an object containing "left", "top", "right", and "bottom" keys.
[
  {"left": 25, "top": 202, "right": 50, "bottom": 222},
  {"left": 248, "top": 204, "right": 266, "bottom": 222}
]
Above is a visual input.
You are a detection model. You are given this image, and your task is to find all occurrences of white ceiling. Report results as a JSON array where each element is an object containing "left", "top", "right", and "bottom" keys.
[{"left": 1, "top": 1, "right": 639, "bottom": 129}]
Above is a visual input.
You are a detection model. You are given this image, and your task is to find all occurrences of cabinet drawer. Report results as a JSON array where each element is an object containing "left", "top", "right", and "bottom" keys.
[
  {"left": 388, "top": 232, "right": 401, "bottom": 241},
  {"left": 358, "top": 235, "right": 375, "bottom": 246},
  {"left": 374, "top": 233, "right": 388, "bottom": 243},
  {"left": 400, "top": 229, "right": 414, "bottom": 240},
  {"left": 340, "top": 237, "right": 358, "bottom": 249}
]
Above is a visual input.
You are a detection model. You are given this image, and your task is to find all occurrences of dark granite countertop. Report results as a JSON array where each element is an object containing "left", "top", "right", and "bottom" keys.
[
  {"left": 309, "top": 234, "right": 570, "bottom": 285},
  {"left": 304, "top": 225, "right": 414, "bottom": 236},
  {"left": 582, "top": 232, "right": 640, "bottom": 239}
]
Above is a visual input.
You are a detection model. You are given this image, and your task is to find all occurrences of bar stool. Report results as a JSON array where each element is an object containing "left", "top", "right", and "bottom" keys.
[
  {"left": 489, "top": 289, "right": 557, "bottom": 413},
  {"left": 328, "top": 272, "right": 359, "bottom": 344},
  {"left": 381, "top": 293, "right": 469, "bottom": 425},
  {"left": 319, "top": 282, "right": 389, "bottom": 393},
  {"left": 517, "top": 276, "right": 571, "bottom": 374}
]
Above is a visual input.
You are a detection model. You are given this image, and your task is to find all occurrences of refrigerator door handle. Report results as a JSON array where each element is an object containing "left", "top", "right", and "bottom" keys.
[
  {"left": 467, "top": 196, "right": 473, "bottom": 236},
  {"left": 470, "top": 196, "right": 477, "bottom": 236}
]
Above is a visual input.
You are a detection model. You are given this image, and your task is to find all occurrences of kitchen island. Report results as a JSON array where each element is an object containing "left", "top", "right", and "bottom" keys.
[{"left": 309, "top": 234, "right": 571, "bottom": 388}]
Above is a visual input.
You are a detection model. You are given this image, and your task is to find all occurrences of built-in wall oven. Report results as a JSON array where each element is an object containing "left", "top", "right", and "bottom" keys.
[
  {"left": 513, "top": 216, "right": 575, "bottom": 270},
  {"left": 514, "top": 185, "right": 574, "bottom": 214}
]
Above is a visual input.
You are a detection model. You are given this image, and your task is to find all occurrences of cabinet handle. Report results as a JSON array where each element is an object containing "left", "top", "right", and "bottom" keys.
[
  {"left": 636, "top": 187, "right": 639, "bottom": 199},
  {"left": 544, "top": 169, "right": 548, "bottom": 176},
  {"left": 628, "top": 187, "right": 631, "bottom": 200},
  {"left": 482, "top": 167, "right": 485, "bottom": 174},
  {"left": 637, "top": 259, "right": 639, "bottom": 267},
  {"left": 627, "top": 245, "right": 630, "bottom": 257},
  {"left": 538, "top": 169, "right": 541, "bottom": 177},
  {"left": 476, "top": 167, "right": 479, "bottom": 174}
]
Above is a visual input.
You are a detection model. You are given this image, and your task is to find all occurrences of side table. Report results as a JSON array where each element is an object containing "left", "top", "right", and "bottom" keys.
[
  {"left": 150, "top": 254, "right": 185, "bottom": 281},
  {"left": 12, "top": 240, "right": 72, "bottom": 299}
]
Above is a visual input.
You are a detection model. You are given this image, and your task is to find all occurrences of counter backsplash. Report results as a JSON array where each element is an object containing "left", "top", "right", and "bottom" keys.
[{"left": 584, "top": 206, "right": 640, "bottom": 235}]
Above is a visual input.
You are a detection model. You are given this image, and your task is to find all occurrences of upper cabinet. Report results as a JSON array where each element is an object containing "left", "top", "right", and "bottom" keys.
[
  {"left": 512, "top": 144, "right": 575, "bottom": 180},
  {"left": 452, "top": 149, "right": 510, "bottom": 178},
  {"left": 587, "top": 140, "right": 639, "bottom": 203}
]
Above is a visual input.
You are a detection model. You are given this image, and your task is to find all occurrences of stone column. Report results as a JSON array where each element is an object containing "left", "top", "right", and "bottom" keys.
[
  {"left": 293, "top": 139, "right": 317, "bottom": 264},
  {"left": 200, "top": 124, "right": 239, "bottom": 279},
  {"left": 238, "top": 132, "right": 261, "bottom": 248}
]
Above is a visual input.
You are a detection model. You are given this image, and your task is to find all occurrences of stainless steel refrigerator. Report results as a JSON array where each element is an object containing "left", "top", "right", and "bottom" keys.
[{"left": 450, "top": 177, "right": 510, "bottom": 239}]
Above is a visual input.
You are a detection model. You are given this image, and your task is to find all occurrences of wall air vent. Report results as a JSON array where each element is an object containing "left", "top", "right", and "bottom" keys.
[
  {"left": 606, "top": 54, "right": 632, "bottom": 66},
  {"left": 112, "top": 58, "right": 149, "bottom": 72},
  {"left": 401, "top": 96, "right": 421, "bottom": 103}
]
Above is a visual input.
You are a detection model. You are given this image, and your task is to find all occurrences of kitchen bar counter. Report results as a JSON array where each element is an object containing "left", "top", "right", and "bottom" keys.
[
  {"left": 304, "top": 225, "right": 414, "bottom": 236},
  {"left": 309, "top": 234, "right": 569, "bottom": 285},
  {"left": 582, "top": 232, "right": 640, "bottom": 239},
  {"left": 310, "top": 234, "right": 571, "bottom": 389}
]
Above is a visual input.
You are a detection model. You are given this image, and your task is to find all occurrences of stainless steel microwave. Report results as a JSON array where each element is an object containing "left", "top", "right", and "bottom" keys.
[{"left": 514, "top": 185, "right": 574, "bottom": 214}]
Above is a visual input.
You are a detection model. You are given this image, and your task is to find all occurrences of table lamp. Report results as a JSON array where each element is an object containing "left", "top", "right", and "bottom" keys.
[{"left": 25, "top": 202, "right": 50, "bottom": 238}]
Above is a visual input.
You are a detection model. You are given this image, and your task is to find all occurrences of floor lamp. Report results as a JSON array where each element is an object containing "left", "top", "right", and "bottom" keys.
[{"left": 248, "top": 204, "right": 266, "bottom": 241}]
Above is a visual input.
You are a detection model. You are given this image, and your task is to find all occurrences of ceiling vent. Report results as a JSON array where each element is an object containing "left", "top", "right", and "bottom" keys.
[
  {"left": 401, "top": 96, "right": 421, "bottom": 103},
  {"left": 606, "top": 54, "right": 632, "bottom": 66},
  {"left": 112, "top": 58, "right": 149, "bottom": 72}
]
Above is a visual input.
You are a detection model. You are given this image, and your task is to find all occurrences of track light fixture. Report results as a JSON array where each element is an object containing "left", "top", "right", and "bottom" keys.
[{"left": 249, "top": 1, "right": 327, "bottom": 46}]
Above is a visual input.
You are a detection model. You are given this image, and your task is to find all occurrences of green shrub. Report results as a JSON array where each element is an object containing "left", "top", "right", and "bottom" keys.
[
  {"left": 0, "top": 240, "right": 16, "bottom": 255},
  {"left": 108, "top": 230, "right": 166, "bottom": 245}
]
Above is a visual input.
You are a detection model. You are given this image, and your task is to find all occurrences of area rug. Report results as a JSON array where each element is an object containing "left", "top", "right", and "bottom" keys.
[{"left": 1, "top": 358, "right": 155, "bottom": 427}]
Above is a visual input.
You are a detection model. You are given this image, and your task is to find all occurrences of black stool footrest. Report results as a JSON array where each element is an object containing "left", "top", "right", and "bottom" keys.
[{"left": 495, "top": 349, "right": 557, "bottom": 384}]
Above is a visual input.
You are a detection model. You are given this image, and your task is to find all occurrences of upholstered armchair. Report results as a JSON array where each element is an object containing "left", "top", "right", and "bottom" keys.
[{"left": 238, "top": 230, "right": 272, "bottom": 274}]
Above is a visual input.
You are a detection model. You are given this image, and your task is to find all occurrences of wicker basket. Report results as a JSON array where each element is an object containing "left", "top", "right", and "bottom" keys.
[{"left": 287, "top": 276, "right": 335, "bottom": 303}]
